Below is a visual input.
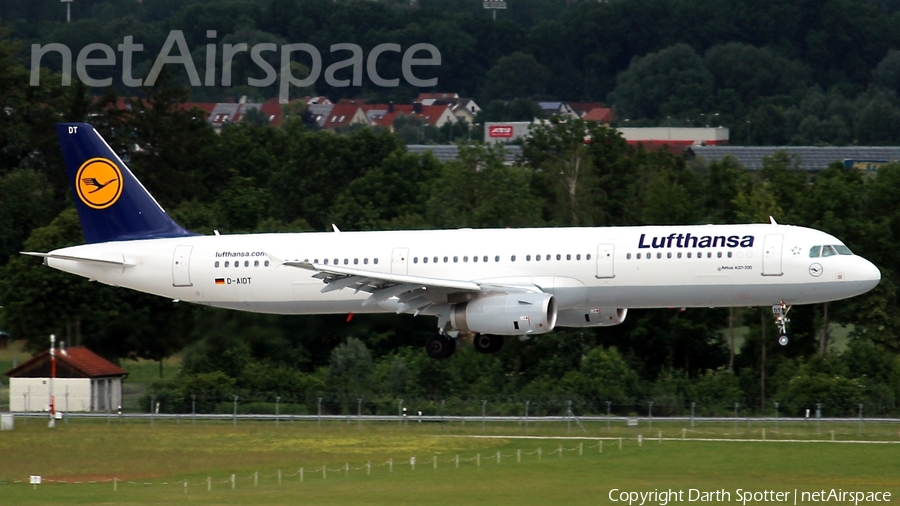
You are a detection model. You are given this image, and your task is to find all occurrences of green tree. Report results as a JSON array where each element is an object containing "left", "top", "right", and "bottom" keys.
[
  {"left": 326, "top": 337, "right": 374, "bottom": 412},
  {"left": 611, "top": 44, "right": 714, "bottom": 120}
]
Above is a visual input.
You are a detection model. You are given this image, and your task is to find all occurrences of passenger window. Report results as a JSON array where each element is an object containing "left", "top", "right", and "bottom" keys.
[
  {"left": 433, "top": 257, "right": 438, "bottom": 263},
  {"left": 483, "top": 256, "right": 488, "bottom": 262},
  {"left": 546, "top": 254, "right": 551, "bottom": 261},
  {"left": 586, "top": 254, "right": 591, "bottom": 260},
  {"left": 576, "top": 254, "right": 581, "bottom": 260},
  {"left": 821, "top": 245, "right": 837, "bottom": 257},
  {"left": 215, "top": 261, "right": 220, "bottom": 268},
  {"left": 667, "top": 252, "right": 672, "bottom": 259},
  {"left": 423, "top": 257, "right": 428, "bottom": 264},
  {"left": 627, "top": 253, "right": 632, "bottom": 259},
  {"left": 727, "top": 252, "right": 732, "bottom": 258},
  {"left": 566, "top": 254, "right": 571, "bottom": 260},
  {"left": 687, "top": 253, "right": 691, "bottom": 258},
  {"left": 224, "top": 261, "right": 229, "bottom": 267},
  {"left": 234, "top": 262, "right": 239, "bottom": 268},
  {"left": 657, "top": 252, "right": 662, "bottom": 259},
  {"left": 413, "top": 257, "right": 418, "bottom": 264},
  {"left": 717, "top": 252, "right": 722, "bottom": 258},
  {"left": 444, "top": 256, "right": 449, "bottom": 263},
  {"left": 243, "top": 261, "right": 248, "bottom": 267},
  {"left": 343, "top": 259, "right": 349, "bottom": 265},
  {"left": 511, "top": 255, "right": 516, "bottom": 262},
  {"left": 334, "top": 258, "right": 339, "bottom": 265},
  {"left": 536, "top": 255, "right": 541, "bottom": 262},
  {"left": 526, "top": 255, "right": 531, "bottom": 261},
  {"left": 707, "top": 252, "right": 712, "bottom": 258},
  {"left": 254, "top": 260, "right": 259, "bottom": 267},
  {"left": 364, "top": 258, "right": 368, "bottom": 264},
  {"left": 835, "top": 245, "right": 853, "bottom": 255},
  {"left": 374, "top": 258, "right": 378, "bottom": 264},
  {"left": 463, "top": 256, "right": 468, "bottom": 262},
  {"left": 556, "top": 254, "right": 561, "bottom": 260},
  {"left": 677, "top": 252, "right": 682, "bottom": 259},
  {"left": 264, "top": 260, "right": 270, "bottom": 267},
  {"left": 453, "top": 256, "right": 458, "bottom": 263},
  {"left": 809, "top": 246, "right": 821, "bottom": 258},
  {"left": 636, "top": 253, "right": 641, "bottom": 259},
  {"left": 473, "top": 256, "right": 479, "bottom": 263},
  {"left": 354, "top": 258, "right": 358, "bottom": 265}
]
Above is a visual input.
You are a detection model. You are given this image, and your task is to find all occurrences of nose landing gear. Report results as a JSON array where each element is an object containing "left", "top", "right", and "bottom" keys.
[{"left": 772, "top": 302, "right": 792, "bottom": 346}]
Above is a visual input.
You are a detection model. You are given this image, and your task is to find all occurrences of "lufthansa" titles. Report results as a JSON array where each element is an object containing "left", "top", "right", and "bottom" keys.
[{"left": 638, "top": 233, "right": 755, "bottom": 250}]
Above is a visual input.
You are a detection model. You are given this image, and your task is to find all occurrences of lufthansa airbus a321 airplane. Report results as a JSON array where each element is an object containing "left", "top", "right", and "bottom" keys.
[{"left": 24, "top": 123, "right": 881, "bottom": 358}]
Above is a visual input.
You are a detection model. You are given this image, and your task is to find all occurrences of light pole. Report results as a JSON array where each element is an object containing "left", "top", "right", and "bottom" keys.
[{"left": 61, "top": 0, "right": 73, "bottom": 22}]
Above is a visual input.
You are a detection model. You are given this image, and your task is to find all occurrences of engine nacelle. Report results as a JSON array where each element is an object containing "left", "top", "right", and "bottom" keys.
[
  {"left": 451, "top": 293, "right": 557, "bottom": 335},
  {"left": 555, "top": 308, "right": 628, "bottom": 327}
]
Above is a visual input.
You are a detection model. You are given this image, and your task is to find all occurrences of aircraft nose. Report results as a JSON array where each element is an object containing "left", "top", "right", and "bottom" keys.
[{"left": 857, "top": 257, "right": 881, "bottom": 292}]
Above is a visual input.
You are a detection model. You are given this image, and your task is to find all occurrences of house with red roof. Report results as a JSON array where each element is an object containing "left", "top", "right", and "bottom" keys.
[
  {"left": 416, "top": 93, "right": 480, "bottom": 124},
  {"left": 320, "top": 102, "right": 369, "bottom": 130},
  {"left": 568, "top": 102, "right": 617, "bottom": 125},
  {"left": 362, "top": 102, "right": 458, "bottom": 131},
  {"left": 5, "top": 346, "right": 128, "bottom": 412}
]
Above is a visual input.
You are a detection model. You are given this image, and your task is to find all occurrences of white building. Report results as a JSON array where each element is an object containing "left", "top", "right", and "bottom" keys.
[{"left": 5, "top": 346, "right": 127, "bottom": 412}]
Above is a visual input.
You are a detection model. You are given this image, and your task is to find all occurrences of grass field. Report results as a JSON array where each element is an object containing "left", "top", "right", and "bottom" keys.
[{"left": 1, "top": 420, "right": 898, "bottom": 505}]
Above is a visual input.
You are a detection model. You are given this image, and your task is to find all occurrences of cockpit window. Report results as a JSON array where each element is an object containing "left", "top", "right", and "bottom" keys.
[
  {"left": 834, "top": 245, "right": 853, "bottom": 255},
  {"left": 821, "top": 245, "right": 838, "bottom": 257},
  {"left": 809, "top": 246, "right": 821, "bottom": 258}
]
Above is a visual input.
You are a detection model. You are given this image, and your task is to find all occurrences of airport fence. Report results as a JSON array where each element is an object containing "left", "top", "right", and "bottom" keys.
[{"left": 6, "top": 389, "right": 899, "bottom": 421}]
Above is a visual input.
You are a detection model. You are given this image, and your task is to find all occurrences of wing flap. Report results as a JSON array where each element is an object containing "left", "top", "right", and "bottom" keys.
[{"left": 283, "top": 260, "right": 543, "bottom": 313}]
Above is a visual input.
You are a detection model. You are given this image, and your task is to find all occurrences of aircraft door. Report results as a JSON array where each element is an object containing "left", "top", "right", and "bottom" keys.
[
  {"left": 391, "top": 247, "right": 409, "bottom": 275},
  {"left": 762, "top": 234, "right": 783, "bottom": 276},
  {"left": 596, "top": 244, "right": 615, "bottom": 278},
  {"left": 172, "top": 245, "right": 193, "bottom": 286}
]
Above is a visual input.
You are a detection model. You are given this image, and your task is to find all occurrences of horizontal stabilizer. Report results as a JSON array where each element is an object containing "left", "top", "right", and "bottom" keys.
[{"left": 21, "top": 251, "right": 135, "bottom": 267}]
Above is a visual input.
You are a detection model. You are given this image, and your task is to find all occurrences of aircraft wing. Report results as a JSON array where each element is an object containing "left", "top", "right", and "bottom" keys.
[{"left": 283, "top": 261, "right": 541, "bottom": 314}]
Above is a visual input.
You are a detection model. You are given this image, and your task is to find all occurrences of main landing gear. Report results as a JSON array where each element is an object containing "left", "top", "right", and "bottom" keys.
[
  {"left": 425, "top": 334, "right": 457, "bottom": 359},
  {"left": 472, "top": 334, "right": 504, "bottom": 354},
  {"left": 772, "top": 302, "right": 792, "bottom": 346}
]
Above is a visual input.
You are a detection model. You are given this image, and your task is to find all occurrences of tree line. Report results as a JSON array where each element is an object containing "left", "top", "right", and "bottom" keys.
[{"left": 8, "top": 0, "right": 900, "bottom": 143}]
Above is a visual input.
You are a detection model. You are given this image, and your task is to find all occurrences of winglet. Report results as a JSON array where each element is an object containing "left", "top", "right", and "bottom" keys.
[
  {"left": 769, "top": 216, "right": 778, "bottom": 225},
  {"left": 332, "top": 224, "right": 341, "bottom": 233}
]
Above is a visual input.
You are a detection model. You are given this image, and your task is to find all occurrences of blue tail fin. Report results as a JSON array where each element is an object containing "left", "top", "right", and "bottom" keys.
[{"left": 56, "top": 123, "right": 195, "bottom": 243}]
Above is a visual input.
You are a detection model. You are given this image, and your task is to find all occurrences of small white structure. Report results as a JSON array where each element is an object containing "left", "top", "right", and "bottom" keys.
[{"left": 4, "top": 346, "right": 127, "bottom": 412}]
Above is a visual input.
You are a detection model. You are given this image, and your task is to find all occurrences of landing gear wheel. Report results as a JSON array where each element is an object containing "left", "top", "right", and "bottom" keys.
[
  {"left": 771, "top": 302, "right": 792, "bottom": 345},
  {"left": 426, "top": 335, "right": 456, "bottom": 359},
  {"left": 473, "top": 334, "right": 504, "bottom": 354}
]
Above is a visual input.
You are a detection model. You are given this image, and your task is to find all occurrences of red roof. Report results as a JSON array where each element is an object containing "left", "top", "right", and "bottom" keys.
[
  {"left": 258, "top": 98, "right": 283, "bottom": 126},
  {"left": 4, "top": 346, "right": 127, "bottom": 379},
  {"left": 568, "top": 102, "right": 607, "bottom": 116},
  {"left": 416, "top": 93, "right": 459, "bottom": 101},
  {"left": 321, "top": 103, "right": 364, "bottom": 129},
  {"left": 583, "top": 107, "right": 616, "bottom": 123},
  {"left": 363, "top": 103, "right": 452, "bottom": 127}
]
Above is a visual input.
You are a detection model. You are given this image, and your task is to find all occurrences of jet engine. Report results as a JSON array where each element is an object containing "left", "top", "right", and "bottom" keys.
[
  {"left": 555, "top": 308, "right": 628, "bottom": 327},
  {"left": 450, "top": 293, "right": 557, "bottom": 335}
]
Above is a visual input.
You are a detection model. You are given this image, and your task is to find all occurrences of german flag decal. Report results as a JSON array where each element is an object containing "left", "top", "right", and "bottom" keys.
[{"left": 215, "top": 278, "right": 225, "bottom": 285}]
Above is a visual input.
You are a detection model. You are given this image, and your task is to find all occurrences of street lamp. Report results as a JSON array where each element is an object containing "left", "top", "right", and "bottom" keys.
[{"left": 61, "top": 0, "right": 73, "bottom": 23}]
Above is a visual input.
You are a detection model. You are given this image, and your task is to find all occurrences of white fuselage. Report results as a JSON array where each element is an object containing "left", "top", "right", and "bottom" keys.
[{"left": 45, "top": 224, "right": 881, "bottom": 319}]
